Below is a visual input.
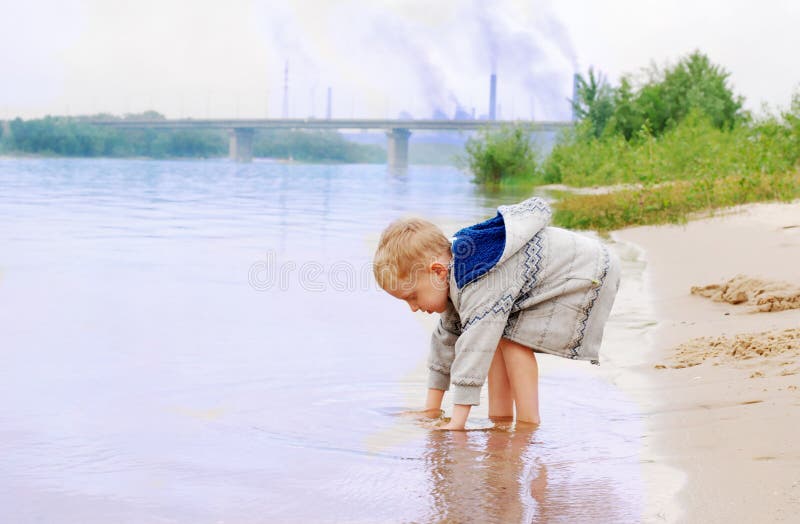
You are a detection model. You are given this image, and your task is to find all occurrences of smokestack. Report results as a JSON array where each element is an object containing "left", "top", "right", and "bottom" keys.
[
  {"left": 571, "top": 73, "right": 580, "bottom": 121},
  {"left": 489, "top": 73, "right": 497, "bottom": 121},
  {"left": 326, "top": 87, "right": 332, "bottom": 120},
  {"left": 282, "top": 61, "right": 289, "bottom": 119}
]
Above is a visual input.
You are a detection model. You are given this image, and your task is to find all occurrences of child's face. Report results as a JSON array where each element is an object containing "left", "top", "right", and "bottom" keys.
[{"left": 387, "top": 262, "right": 450, "bottom": 314}]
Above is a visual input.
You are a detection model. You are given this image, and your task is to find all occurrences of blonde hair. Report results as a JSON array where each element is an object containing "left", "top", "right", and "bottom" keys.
[{"left": 373, "top": 217, "right": 451, "bottom": 291}]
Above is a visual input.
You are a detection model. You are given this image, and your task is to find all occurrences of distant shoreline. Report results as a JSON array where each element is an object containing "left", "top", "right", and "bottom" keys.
[
  {"left": 0, "top": 115, "right": 390, "bottom": 164},
  {"left": 0, "top": 153, "right": 387, "bottom": 165}
]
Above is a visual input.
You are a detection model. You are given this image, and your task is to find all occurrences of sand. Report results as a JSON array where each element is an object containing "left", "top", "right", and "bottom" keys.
[
  {"left": 691, "top": 274, "right": 800, "bottom": 312},
  {"left": 664, "top": 328, "right": 800, "bottom": 370},
  {"left": 614, "top": 201, "right": 800, "bottom": 523}
]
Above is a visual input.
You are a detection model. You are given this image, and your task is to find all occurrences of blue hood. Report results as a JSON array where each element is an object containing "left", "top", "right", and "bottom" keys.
[{"left": 452, "top": 197, "right": 552, "bottom": 289}]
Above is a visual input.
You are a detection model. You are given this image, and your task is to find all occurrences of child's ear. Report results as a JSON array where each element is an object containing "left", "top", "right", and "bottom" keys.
[{"left": 430, "top": 262, "right": 448, "bottom": 279}]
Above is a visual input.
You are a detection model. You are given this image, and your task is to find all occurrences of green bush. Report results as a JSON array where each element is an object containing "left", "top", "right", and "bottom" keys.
[{"left": 463, "top": 124, "right": 542, "bottom": 186}]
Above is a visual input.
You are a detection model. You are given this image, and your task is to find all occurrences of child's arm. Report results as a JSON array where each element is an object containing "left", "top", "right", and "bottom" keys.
[
  {"left": 425, "top": 302, "right": 460, "bottom": 408},
  {"left": 440, "top": 288, "right": 518, "bottom": 429}
]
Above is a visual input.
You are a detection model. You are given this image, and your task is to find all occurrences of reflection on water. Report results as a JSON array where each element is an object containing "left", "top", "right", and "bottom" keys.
[
  {"left": 0, "top": 158, "right": 645, "bottom": 523},
  {"left": 413, "top": 369, "right": 643, "bottom": 524},
  {"left": 423, "top": 424, "right": 538, "bottom": 524}
]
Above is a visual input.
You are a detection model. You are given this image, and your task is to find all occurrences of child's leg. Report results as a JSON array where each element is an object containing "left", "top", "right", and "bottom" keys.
[
  {"left": 487, "top": 345, "right": 514, "bottom": 419},
  {"left": 499, "top": 338, "right": 541, "bottom": 424}
]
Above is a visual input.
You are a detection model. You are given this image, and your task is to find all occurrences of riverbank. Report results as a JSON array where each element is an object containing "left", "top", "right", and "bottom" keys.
[{"left": 614, "top": 200, "right": 800, "bottom": 522}]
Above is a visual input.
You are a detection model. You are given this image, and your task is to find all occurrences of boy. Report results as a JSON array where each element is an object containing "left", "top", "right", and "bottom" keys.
[{"left": 373, "top": 197, "right": 620, "bottom": 430}]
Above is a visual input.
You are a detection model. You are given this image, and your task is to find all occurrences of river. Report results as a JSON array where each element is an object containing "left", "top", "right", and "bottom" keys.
[{"left": 0, "top": 158, "right": 647, "bottom": 523}]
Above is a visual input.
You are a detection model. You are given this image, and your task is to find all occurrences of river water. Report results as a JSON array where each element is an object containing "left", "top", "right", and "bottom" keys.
[{"left": 0, "top": 158, "right": 648, "bottom": 523}]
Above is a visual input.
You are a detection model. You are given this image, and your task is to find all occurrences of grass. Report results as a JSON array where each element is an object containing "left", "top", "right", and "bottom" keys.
[
  {"left": 552, "top": 170, "right": 800, "bottom": 231},
  {"left": 464, "top": 100, "right": 800, "bottom": 231},
  {"left": 544, "top": 112, "right": 800, "bottom": 188},
  {"left": 546, "top": 108, "right": 800, "bottom": 230}
]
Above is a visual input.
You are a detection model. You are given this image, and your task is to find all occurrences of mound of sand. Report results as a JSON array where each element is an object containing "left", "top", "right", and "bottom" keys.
[
  {"left": 690, "top": 274, "right": 800, "bottom": 312},
  {"left": 660, "top": 328, "right": 800, "bottom": 371}
]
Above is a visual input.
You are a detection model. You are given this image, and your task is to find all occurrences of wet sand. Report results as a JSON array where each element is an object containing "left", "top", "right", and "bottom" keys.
[{"left": 615, "top": 201, "right": 800, "bottom": 523}]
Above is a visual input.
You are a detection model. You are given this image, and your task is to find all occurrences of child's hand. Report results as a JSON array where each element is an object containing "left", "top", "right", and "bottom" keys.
[
  {"left": 433, "top": 404, "right": 470, "bottom": 430},
  {"left": 434, "top": 420, "right": 465, "bottom": 431},
  {"left": 400, "top": 408, "right": 444, "bottom": 420}
]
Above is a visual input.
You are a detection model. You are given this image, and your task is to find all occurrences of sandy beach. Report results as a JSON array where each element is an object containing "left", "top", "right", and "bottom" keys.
[{"left": 615, "top": 201, "right": 800, "bottom": 523}]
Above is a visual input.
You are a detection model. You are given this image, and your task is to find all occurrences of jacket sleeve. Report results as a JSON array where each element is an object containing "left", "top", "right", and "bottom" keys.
[
  {"left": 426, "top": 301, "right": 461, "bottom": 391},
  {"left": 448, "top": 283, "right": 516, "bottom": 406}
]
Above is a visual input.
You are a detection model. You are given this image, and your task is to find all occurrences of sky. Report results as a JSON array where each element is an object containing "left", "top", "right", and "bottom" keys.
[{"left": 1, "top": 0, "right": 799, "bottom": 121}]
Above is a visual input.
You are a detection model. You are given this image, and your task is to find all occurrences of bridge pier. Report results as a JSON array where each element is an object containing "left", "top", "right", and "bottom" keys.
[
  {"left": 229, "top": 128, "right": 255, "bottom": 162},
  {"left": 386, "top": 128, "right": 411, "bottom": 171}
]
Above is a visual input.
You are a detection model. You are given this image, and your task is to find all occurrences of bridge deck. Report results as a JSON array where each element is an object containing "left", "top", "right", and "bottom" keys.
[{"left": 89, "top": 118, "right": 572, "bottom": 132}]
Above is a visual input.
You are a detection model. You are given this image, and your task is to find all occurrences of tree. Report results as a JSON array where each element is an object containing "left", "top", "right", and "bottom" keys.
[
  {"left": 571, "top": 51, "right": 745, "bottom": 142},
  {"left": 609, "top": 77, "right": 642, "bottom": 140},
  {"left": 622, "top": 51, "right": 744, "bottom": 138},
  {"left": 570, "top": 68, "right": 616, "bottom": 138}
]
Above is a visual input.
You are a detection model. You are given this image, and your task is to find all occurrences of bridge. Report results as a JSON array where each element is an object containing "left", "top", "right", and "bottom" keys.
[{"left": 90, "top": 118, "right": 572, "bottom": 169}]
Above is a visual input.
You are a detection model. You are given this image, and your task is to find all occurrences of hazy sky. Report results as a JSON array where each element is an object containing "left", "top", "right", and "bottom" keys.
[{"left": 2, "top": 0, "right": 798, "bottom": 121}]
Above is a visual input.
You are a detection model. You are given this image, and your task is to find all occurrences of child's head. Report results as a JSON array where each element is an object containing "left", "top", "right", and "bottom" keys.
[{"left": 373, "top": 217, "right": 452, "bottom": 314}]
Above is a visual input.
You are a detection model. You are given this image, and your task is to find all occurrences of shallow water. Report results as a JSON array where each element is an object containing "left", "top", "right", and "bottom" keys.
[{"left": 0, "top": 158, "right": 645, "bottom": 523}]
